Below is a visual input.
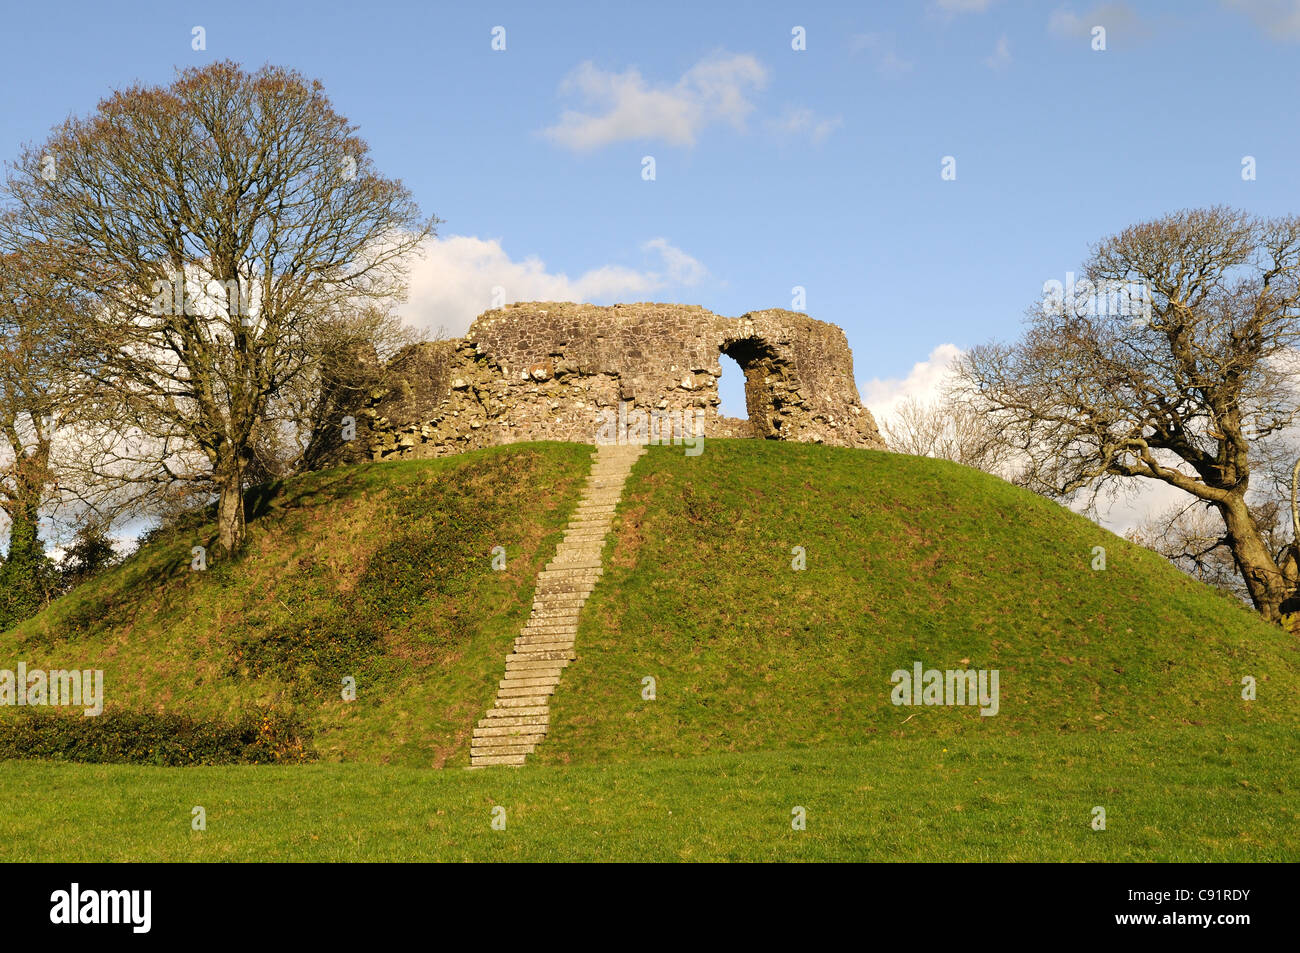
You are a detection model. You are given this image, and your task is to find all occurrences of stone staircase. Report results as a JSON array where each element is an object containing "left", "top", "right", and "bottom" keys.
[{"left": 470, "top": 443, "right": 646, "bottom": 767}]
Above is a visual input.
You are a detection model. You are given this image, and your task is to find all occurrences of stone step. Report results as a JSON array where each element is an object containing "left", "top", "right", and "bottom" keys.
[
  {"left": 522, "top": 624, "right": 579, "bottom": 639},
  {"left": 471, "top": 743, "right": 545, "bottom": 756},
  {"left": 532, "top": 598, "right": 586, "bottom": 610},
  {"left": 534, "top": 583, "right": 594, "bottom": 594},
  {"left": 535, "top": 577, "right": 599, "bottom": 589},
  {"left": 478, "top": 713, "right": 549, "bottom": 728},
  {"left": 470, "top": 754, "right": 527, "bottom": 766},
  {"left": 471, "top": 732, "right": 546, "bottom": 747},
  {"left": 546, "top": 560, "right": 603, "bottom": 571},
  {"left": 513, "top": 643, "right": 574, "bottom": 656},
  {"left": 504, "top": 659, "right": 569, "bottom": 673},
  {"left": 508, "top": 648, "right": 575, "bottom": 662},
  {"left": 520, "top": 624, "right": 577, "bottom": 639},
  {"left": 471, "top": 743, "right": 538, "bottom": 757},
  {"left": 551, "top": 551, "right": 605, "bottom": 564},
  {"left": 501, "top": 671, "right": 564, "bottom": 685},
  {"left": 497, "top": 684, "right": 556, "bottom": 698},
  {"left": 537, "top": 566, "right": 602, "bottom": 578},
  {"left": 494, "top": 695, "right": 553, "bottom": 708},
  {"left": 474, "top": 723, "right": 548, "bottom": 737},
  {"left": 483, "top": 705, "right": 548, "bottom": 719},
  {"left": 517, "top": 630, "right": 577, "bottom": 642},
  {"left": 518, "top": 627, "right": 576, "bottom": 639},
  {"left": 500, "top": 675, "right": 561, "bottom": 689},
  {"left": 524, "top": 618, "right": 579, "bottom": 629},
  {"left": 534, "top": 586, "right": 594, "bottom": 598},
  {"left": 504, "top": 670, "right": 566, "bottom": 686}
]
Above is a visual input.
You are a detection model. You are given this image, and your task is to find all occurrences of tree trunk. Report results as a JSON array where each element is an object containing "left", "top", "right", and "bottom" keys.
[
  {"left": 0, "top": 505, "right": 50, "bottom": 629},
  {"left": 1219, "top": 497, "right": 1290, "bottom": 623},
  {"left": 215, "top": 455, "right": 246, "bottom": 556}
]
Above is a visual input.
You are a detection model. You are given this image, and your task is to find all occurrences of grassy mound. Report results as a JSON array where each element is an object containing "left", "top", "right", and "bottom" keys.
[
  {"left": 1, "top": 443, "right": 590, "bottom": 766},
  {"left": 540, "top": 440, "right": 1296, "bottom": 763},
  {"left": 1, "top": 439, "right": 1294, "bottom": 772}
]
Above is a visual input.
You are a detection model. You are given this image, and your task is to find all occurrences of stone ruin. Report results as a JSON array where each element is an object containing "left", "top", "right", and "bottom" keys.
[{"left": 312, "top": 302, "right": 884, "bottom": 466}]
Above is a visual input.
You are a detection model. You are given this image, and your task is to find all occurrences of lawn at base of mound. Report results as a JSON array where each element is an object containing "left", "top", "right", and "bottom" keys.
[{"left": 0, "top": 724, "right": 1293, "bottom": 862}]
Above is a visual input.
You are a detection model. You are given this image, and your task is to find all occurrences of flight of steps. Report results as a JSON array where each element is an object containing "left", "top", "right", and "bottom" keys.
[{"left": 470, "top": 443, "right": 646, "bottom": 767}]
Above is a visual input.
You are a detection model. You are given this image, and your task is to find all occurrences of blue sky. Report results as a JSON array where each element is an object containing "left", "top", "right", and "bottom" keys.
[{"left": 4, "top": 0, "right": 1300, "bottom": 425}]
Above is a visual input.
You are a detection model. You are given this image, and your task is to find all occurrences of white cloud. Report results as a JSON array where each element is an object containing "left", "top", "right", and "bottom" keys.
[
  {"left": 542, "top": 53, "right": 767, "bottom": 151},
  {"left": 849, "top": 33, "right": 913, "bottom": 78},
  {"left": 1223, "top": 0, "right": 1300, "bottom": 40},
  {"left": 400, "top": 235, "right": 707, "bottom": 337},
  {"left": 1049, "top": 3, "right": 1145, "bottom": 39},
  {"left": 985, "top": 34, "right": 1013, "bottom": 69},
  {"left": 764, "top": 107, "right": 843, "bottom": 145},
  {"left": 862, "top": 343, "right": 964, "bottom": 425}
]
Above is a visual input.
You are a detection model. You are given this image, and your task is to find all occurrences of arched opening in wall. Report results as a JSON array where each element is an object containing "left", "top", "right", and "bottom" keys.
[
  {"left": 719, "top": 337, "right": 781, "bottom": 438},
  {"left": 717, "top": 351, "right": 748, "bottom": 423}
]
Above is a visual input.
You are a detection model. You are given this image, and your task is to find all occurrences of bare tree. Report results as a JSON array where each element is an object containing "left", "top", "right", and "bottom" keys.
[
  {"left": 1, "top": 62, "right": 437, "bottom": 555},
  {"left": 1126, "top": 502, "right": 1248, "bottom": 599},
  {"left": 882, "top": 393, "right": 1016, "bottom": 478},
  {"left": 957, "top": 207, "right": 1300, "bottom": 623}
]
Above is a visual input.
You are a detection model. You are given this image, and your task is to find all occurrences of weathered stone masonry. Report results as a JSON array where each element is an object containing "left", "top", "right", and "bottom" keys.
[{"left": 324, "top": 302, "right": 884, "bottom": 464}]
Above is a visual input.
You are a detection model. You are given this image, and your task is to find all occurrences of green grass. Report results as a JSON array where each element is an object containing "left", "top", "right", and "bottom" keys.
[
  {"left": 0, "top": 725, "right": 1292, "bottom": 861},
  {"left": 541, "top": 441, "right": 1298, "bottom": 762},
  {"left": 1, "top": 438, "right": 1296, "bottom": 861},
  {"left": 1, "top": 442, "right": 590, "bottom": 766}
]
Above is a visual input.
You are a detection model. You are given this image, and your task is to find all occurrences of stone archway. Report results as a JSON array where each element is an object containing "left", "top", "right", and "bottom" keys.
[{"left": 719, "top": 336, "right": 784, "bottom": 439}]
